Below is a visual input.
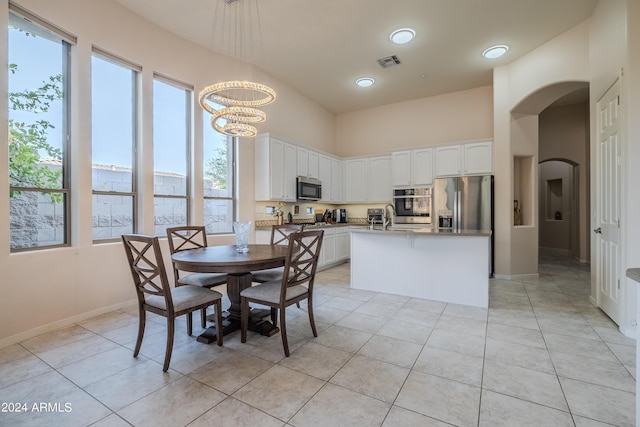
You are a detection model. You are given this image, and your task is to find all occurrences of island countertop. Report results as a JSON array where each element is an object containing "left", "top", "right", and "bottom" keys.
[{"left": 351, "top": 227, "right": 492, "bottom": 237}]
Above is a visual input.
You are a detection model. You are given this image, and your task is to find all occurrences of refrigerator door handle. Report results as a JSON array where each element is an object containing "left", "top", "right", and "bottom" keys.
[{"left": 455, "top": 190, "right": 461, "bottom": 230}]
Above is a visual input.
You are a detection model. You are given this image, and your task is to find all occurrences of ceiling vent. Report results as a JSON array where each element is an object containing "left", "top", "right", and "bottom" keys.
[{"left": 377, "top": 55, "right": 401, "bottom": 68}]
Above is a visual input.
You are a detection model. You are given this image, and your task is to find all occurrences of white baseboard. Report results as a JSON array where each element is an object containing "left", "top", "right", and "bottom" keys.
[{"left": 0, "top": 299, "right": 138, "bottom": 350}]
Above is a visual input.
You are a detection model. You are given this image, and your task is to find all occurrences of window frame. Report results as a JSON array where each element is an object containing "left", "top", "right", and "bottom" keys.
[
  {"left": 202, "top": 131, "right": 237, "bottom": 235},
  {"left": 152, "top": 74, "right": 193, "bottom": 233},
  {"left": 8, "top": 6, "right": 74, "bottom": 252},
  {"left": 90, "top": 48, "right": 141, "bottom": 243}
]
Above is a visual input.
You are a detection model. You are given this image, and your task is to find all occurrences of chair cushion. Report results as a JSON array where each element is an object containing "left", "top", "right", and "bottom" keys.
[
  {"left": 178, "top": 272, "right": 227, "bottom": 287},
  {"left": 240, "top": 280, "right": 308, "bottom": 304},
  {"left": 251, "top": 267, "right": 284, "bottom": 283},
  {"left": 146, "top": 285, "right": 222, "bottom": 313}
]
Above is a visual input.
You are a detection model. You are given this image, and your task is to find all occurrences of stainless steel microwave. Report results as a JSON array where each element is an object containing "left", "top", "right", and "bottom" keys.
[
  {"left": 296, "top": 177, "right": 322, "bottom": 201},
  {"left": 393, "top": 187, "right": 432, "bottom": 224}
]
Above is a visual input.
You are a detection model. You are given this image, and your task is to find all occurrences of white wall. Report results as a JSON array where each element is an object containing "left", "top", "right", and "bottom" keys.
[
  {"left": 0, "top": 0, "right": 337, "bottom": 346},
  {"left": 336, "top": 86, "right": 493, "bottom": 157}
]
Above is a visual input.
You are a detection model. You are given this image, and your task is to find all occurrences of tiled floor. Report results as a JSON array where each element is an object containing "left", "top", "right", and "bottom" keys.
[{"left": 0, "top": 249, "right": 636, "bottom": 426}]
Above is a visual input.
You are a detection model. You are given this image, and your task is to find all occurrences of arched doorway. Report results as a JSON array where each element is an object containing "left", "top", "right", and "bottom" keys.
[{"left": 538, "top": 159, "right": 580, "bottom": 258}]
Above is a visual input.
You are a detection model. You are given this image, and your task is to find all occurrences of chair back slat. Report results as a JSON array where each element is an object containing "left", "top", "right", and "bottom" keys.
[
  {"left": 271, "top": 224, "right": 304, "bottom": 246},
  {"left": 122, "top": 234, "right": 173, "bottom": 306},
  {"left": 166, "top": 226, "right": 208, "bottom": 254},
  {"left": 281, "top": 230, "right": 324, "bottom": 298}
]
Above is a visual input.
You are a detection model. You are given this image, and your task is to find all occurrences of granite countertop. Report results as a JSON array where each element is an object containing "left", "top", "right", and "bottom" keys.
[
  {"left": 627, "top": 268, "right": 640, "bottom": 283},
  {"left": 351, "top": 227, "right": 492, "bottom": 237}
]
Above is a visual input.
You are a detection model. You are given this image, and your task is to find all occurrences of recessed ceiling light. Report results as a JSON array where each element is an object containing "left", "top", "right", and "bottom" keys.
[
  {"left": 356, "top": 77, "right": 375, "bottom": 88},
  {"left": 390, "top": 28, "right": 415, "bottom": 45},
  {"left": 482, "top": 45, "right": 509, "bottom": 59}
]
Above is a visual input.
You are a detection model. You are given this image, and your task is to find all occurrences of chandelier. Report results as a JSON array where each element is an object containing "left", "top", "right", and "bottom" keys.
[{"left": 199, "top": 0, "right": 276, "bottom": 137}]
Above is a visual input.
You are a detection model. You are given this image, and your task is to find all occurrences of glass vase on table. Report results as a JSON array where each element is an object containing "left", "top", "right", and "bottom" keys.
[{"left": 233, "top": 221, "right": 251, "bottom": 252}]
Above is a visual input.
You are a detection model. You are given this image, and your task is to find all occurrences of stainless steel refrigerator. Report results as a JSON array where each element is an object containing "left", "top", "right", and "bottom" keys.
[{"left": 433, "top": 175, "right": 494, "bottom": 275}]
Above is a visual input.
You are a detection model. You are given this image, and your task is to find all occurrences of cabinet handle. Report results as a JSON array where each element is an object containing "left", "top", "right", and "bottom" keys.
[{"left": 593, "top": 227, "right": 602, "bottom": 234}]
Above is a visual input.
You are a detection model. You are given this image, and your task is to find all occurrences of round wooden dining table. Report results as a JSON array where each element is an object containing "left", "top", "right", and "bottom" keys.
[{"left": 171, "top": 244, "right": 289, "bottom": 344}]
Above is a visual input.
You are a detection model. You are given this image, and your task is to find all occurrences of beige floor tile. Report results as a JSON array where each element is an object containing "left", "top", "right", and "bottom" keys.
[
  {"left": 482, "top": 359, "right": 569, "bottom": 410},
  {"left": 36, "top": 335, "right": 120, "bottom": 369},
  {"left": 354, "top": 301, "right": 400, "bottom": 319},
  {"left": 484, "top": 337, "right": 554, "bottom": 374},
  {"left": 58, "top": 346, "right": 148, "bottom": 388},
  {"left": 90, "top": 413, "right": 132, "bottom": 427},
  {"left": 357, "top": 334, "right": 423, "bottom": 368},
  {"left": 382, "top": 406, "right": 452, "bottom": 427},
  {"left": 442, "top": 303, "right": 488, "bottom": 321},
  {"left": 608, "top": 342, "right": 636, "bottom": 366},
  {"left": 479, "top": 389, "right": 574, "bottom": 427},
  {"left": 2, "top": 389, "right": 112, "bottom": 427},
  {"left": 413, "top": 346, "right": 483, "bottom": 387},
  {"left": 0, "top": 345, "right": 53, "bottom": 389},
  {"left": 434, "top": 314, "right": 487, "bottom": 338},
  {"left": 403, "top": 298, "right": 446, "bottom": 314},
  {"left": 289, "top": 383, "right": 390, "bottom": 427},
  {"left": 391, "top": 307, "right": 441, "bottom": 328},
  {"left": 0, "top": 370, "right": 78, "bottom": 406},
  {"left": 395, "top": 370, "right": 481, "bottom": 427},
  {"left": 330, "top": 355, "right": 409, "bottom": 403},
  {"left": 377, "top": 319, "right": 433, "bottom": 345},
  {"left": 232, "top": 365, "right": 324, "bottom": 421},
  {"left": 551, "top": 351, "right": 636, "bottom": 393},
  {"left": 79, "top": 311, "right": 139, "bottom": 335},
  {"left": 341, "top": 287, "right": 377, "bottom": 302},
  {"left": 320, "top": 295, "right": 365, "bottom": 311},
  {"left": 573, "top": 414, "right": 624, "bottom": 427},
  {"left": 308, "top": 305, "right": 350, "bottom": 324},
  {"left": 117, "top": 376, "right": 225, "bottom": 427},
  {"left": 486, "top": 322, "right": 546, "bottom": 349},
  {"left": 84, "top": 359, "right": 181, "bottom": 411},
  {"left": 121, "top": 324, "right": 198, "bottom": 360},
  {"left": 20, "top": 325, "right": 97, "bottom": 354},
  {"left": 224, "top": 330, "right": 307, "bottom": 363},
  {"left": 336, "top": 311, "right": 387, "bottom": 334},
  {"left": 426, "top": 329, "right": 485, "bottom": 357},
  {"left": 189, "top": 397, "right": 285, "bottom": 427},
  {"left": 560, "top": 377, "right": 635, "bottom": 427},
  {"left": 368, "top": 293, "right": 410, "bottom": 307},
  {"left": 544, "top": 332, "right": 619, "bottom": 363},
  {"left": 188, "top": 347, "right": 273, "bottom": 394},
  {"left": 313, "top": 325, "right": 372, "bottom": 353},
  {"left": 278, "top": 342, "right": 351, "bottom": 380}
]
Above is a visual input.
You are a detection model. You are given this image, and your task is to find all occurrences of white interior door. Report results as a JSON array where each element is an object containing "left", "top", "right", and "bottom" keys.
[{"left": 595, "top": 79, "right": 622, "bottom": 324}]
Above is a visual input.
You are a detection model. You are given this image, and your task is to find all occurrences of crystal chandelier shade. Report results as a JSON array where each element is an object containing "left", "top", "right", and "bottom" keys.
[{"left": 199, "top": 0, "right": 276, "bottom": 137}]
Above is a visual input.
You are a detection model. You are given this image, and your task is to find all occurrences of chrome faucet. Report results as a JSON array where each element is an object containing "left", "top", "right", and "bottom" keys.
[{"left": 383, "top": 203, "right": 395, "bottom": 230}]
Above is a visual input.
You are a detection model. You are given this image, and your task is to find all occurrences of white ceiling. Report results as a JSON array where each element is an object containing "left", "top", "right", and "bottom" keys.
[{"left": 114, "top": 0, "right": 597, "bottom": 114}]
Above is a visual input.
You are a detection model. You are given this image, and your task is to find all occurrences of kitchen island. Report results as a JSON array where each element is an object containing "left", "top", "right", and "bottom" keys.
[{"left": 350, "top": 227, "right": 491, "bottom": 308}]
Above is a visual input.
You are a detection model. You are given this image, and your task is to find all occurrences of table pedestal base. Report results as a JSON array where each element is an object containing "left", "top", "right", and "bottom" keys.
[{"left": 196, "top": 272, "right": 279, "bottom": 344}]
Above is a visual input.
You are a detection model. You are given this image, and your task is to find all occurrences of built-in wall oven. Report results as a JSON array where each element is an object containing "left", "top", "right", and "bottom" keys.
[{"left": 393, "top": 187, "right": 432, "bottom": 225}]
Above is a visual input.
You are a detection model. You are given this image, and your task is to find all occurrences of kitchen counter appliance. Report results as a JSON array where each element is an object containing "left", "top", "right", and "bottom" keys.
[
  {"left": 393, "top": 187, "right": 432, "bottom": 225},
  {"left": 367, "top": 208, "right": 385, "bottom": 229},
  {"left": 296, "top": 176, "right": 322, "bottom": 201},
  {"left": 333, "top": 209, "right": 347, "bottom": 223}
]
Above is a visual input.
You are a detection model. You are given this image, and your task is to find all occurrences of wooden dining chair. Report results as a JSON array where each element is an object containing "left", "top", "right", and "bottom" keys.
[
  {"left": 240, "top": 229, "right": 324, "bottom": 356},
  {"left": 167, "top": 226, "right": 227, "bottom": 327},
  {"left": 122, "top": 234, "right": 223, "bottom": 372},
  {"left": 251, "top": 223, "right": 305, "bottom": 283}
]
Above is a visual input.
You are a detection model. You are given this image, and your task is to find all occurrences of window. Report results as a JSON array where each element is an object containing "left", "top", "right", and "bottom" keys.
[
  {"left": 8, "top": 8, "right": 74, "bottom": 251},
  {"left": 153, "top": 76, "right": 191, "bottom": 235},
  {"left": 91, "top": 50, "right": 140, "bottom": 241},
  {"left": 203, "top": 108, "right": 236, "bottom": 234}
]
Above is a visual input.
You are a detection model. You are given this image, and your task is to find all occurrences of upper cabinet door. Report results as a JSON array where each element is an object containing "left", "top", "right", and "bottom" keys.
[
  {"left": 344, "top": 159, "right": 368, "bottom": 202},
  {"left": 330, "top": 157, "right": 343, "bottom": 202},
  {"left": 308, "top": 151, "right": 319, "bottom": 179},
  {"left": 463, "top": 141, "right": 493, "bottom": 175},
  {"left": 297, "top": 147, "right": 309, "bottom": 177},
  {"left": 318, "top": 154, "right": 332, "bottom": 202},
  {"left": 435, "top": 145, "right": 461, "bottom": 177},
  {"left": 368, "top": 156, "right": 391, "bottom": 202},
  {"left": 391, "top": 151, "right": 411, "bottom": 187},
  {"left": 412, "top": 148, "right": 433, "bottom": 185}
]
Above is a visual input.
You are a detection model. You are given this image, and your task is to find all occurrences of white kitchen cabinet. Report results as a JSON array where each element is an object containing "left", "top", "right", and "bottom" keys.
[
  {"left": 330, "top": 158, "right": 343, "bottom": 202},
  {"left": 297, "top": 147, "right": 319, "bottom": 179},
  {"left": 391, "top": 149, "right": 433, "bottom": 187},
  {"left": 463, "top": 141, "right": 493, "bottom": 175},
  {"left": 368, "top": 156, "right": 392, "bottom": 202},
  {"left": 255, "top": 134, "right": 297, "bottom": 201},
  {"left": 336, "top": 228, "right": 350, "bottom": 261},
  {"left": 344, "top": 157, "right": 391, "bottom": 203},
  {"left": 435, "top": 145, "right": 461, "bottom": 177},
  {"left": 344, "top": 159, "right": 368, "bottom": 202}
]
